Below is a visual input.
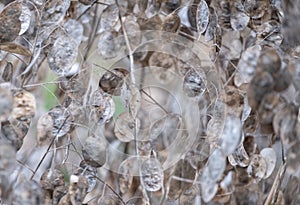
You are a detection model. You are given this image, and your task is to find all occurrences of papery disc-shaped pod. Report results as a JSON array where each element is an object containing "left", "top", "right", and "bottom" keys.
[
  {"left": 0, "top": 86, "right": 13, "bottom": 122},
  {"left": 82, "top": 135, "right": 107, "bottom": 168},
  {"left": 74, "top": 161, "right": 97, "bottom": 192},
  {"left": 114, "top": 112, "right": 140, "bottom": 142},
  {"left": 230, "top": 5, "right": 249, "bottom": 31},
  {"left": 207, "top": 148, "right": 226, "bottom": 181},
  {"left": 63, "top": 19, "right": 84, "bottom": 46},
  {"left": 183, "top": 68, "right": 207, "bottom": 97},
  {"left": 47, "top": 34, "right": 78, "bottom": 76},
  {"left": 220, "top": 115, "right": 242, "bottom": 156},
  {"left": 99, "top": 68, "right": 129, "bottom": 95},
  {"left": 99, "top": 4, "right": 119, "bottom": 32},
  {"left": 48, "top": 105, "right": 73, "bottom": 138},
  {"left": 185, "top": 138, "right": 210, "bottom": 170},
  {"left": 0, "top": 1, "right": 21, "bottom": 43},
  {"left": 97, "top": 31, "right": 123, "bottom": 60},
  {"left": 41, "top": 0, "right": 70, "bottom": 26},
  {"left": 196, "top": 0, "right": 209, "bottom": 34},
  {"left": 200, "top": 167, "right": 218, "bottom": 203},
  {"left": 11, "top": 89, "right": 36, "bottom": 123},
  {"left": 260, "top": 147, "right": 276, "bottom": 179},
  {"left": 90, "top": 89, "right": 115, "bottom": 125},
  {"left": 228, "top": 143, "right": 250, "bottom": 167},
  {"left": 140, "top": 157, "right": 164, "bottom": 192}
]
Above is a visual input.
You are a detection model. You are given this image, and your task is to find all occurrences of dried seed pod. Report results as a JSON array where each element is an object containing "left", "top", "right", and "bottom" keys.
[
  {"left": 207, "top": 149, "right": 226, "bottom": 181},
  {"left": 48, "top": 105, "right": 73, "bottom": 138},
  {"left": 19, "top": 3, "right": 31, "bottom": 36},
  {"left": 220, "top": 115, "right": 242, "bottom": 156},
  {"left": 140, "top": 157, "right": 164, "bottom": 192},
  {"left": 99, "top": 4, "right": 119, "bottom": 31},
  {"left": 204, "top": 8, "right": 218, "bottom": 42},
  {"left": 114, "top": 112, "right": 140, "bottom": 142},
  {"left": 183, "top": 68, "right": 207, "bottom": 97},
  {"left": 11, "top": 180, "right": 44, "bottom": 205},
  {"left": 11, "top": 90, "right": 36, "bottom": 123},
  {"left": 1, "top": 120, "right": 26, "bottom": 151},
  {"left": 63, "top": 19, "right": 84, "bottom": 46},
  {"left": 40, "top": 169, "right": 65, "bottom": 191},
  {"left": 257, "top": 46, "right": 281, "bottom": 74},
  {"left": 230, "top": 6, "right": 249, "bottom": 31},
  {"left": 97, "top": 31, "right": 122, "bottom": 60},
  {"left": 0, "top": 86, "right": 13, "bottom": 122},
  {"left": 260, "top": 147, "right": 276, "bottom": 179},
  {"left": 243, "top": 0, "right": 269, "bottom": 19},
  {"left": 0, "top": 1, "right": 21, "bottom": 43},
  {"left": 196, "top": 0, "right": 209, "bottom": 34},
  {"left": 187, "top": 0, "right": 197, "bottom": 30},
  {"left": 74, "top": 161, "right": 97, "bottom": 192},
  {"left": 200, "top": 166, "right": 218, "bottom": 203},
  {"left": 37, "top": 113, "right": 54, "bottom": 146},
  {"left": 82, "top": 135, "right": 107, "bottom": 168},
  {"left": 99, "top": 68, "right": 129, "bottom": 95},
  {"left": 90, "top": 89, "right": 115, "bottom": 125},
  {"left": 228, "top": 144, "right": 250, "bottom": 167},
  {"left": 247, "top": 71, "right": 274, "bottom": 110},
  {"left": 42, "top": 0, "right": 70, "bottom": 26},
  {"left": 47, "top": 34, "right": 78, "bottom": 76},
  {"left": 162, "top": 12, "right": 181, "bottom": 33},
  {"left": 2, "top": 61, "right": 13, "bottom": 82},
  {"left": 246, "top": 154, "right": 267, "bottom": 181}
]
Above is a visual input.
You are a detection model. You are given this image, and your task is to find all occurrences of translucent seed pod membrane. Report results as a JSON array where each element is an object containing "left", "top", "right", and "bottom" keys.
[{"left": 1, "top": 0, "right": 300, "bottom": 204}]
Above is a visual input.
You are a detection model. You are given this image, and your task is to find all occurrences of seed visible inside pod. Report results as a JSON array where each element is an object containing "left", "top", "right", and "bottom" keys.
[{"left": 98, "top": 68, "right": 128, "bottom": 95}]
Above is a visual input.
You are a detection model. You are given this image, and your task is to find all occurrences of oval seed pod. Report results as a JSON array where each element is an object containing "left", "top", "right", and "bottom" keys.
[
  {"left": 19, "top": 3, "right": 31, "bottom": 35},
  {"left": 183, "top": 68, "right": 207, "bottom": 97},
  {"left": 97, "top": 31, "right": 122, "bottom": 60},
  {"left": 48, "top": 105, "right": 73, "bottom": 138},
  {"left": 82, "top": 135, "right": 107, "bottom": 168},
  {"left": 2, "top": 61, "right": 13, "bottom": 82},
  {"left": 114, "top": 112, "right": 140, "bottom": 142},
  {"left": 247, "top": 71, "right": 274, "bottom": 111},
  {"left": 196, "top": 0, "right": 209, "bottom": 34},
  {"left": 47, "top": 34, "right": 78, "bottom": 76},
  {"left": 260, "top": 147, "right": 276, "bottom": 179},
  {"left": 0, "top": 1, "right": 21, "bottom": 43},
  {"left": 99, "top": 68, "right": 129, "bottom": 95},
  {"left": 140, "top": 157, "right": 164, "bottom": 192},
  {"left": 74, "top": 161, "right": 97, "bottom": 192},
  {"left": 99, "top": 4, "right": 119, "bottom": 31},
  {"left": 42, "top": 0, "right": 70, "bottom": 26}
]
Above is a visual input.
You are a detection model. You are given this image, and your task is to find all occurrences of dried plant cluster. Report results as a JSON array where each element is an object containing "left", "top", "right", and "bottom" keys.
[{"left": 0, "top": 0, "right": 300, "bottom": 204}]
